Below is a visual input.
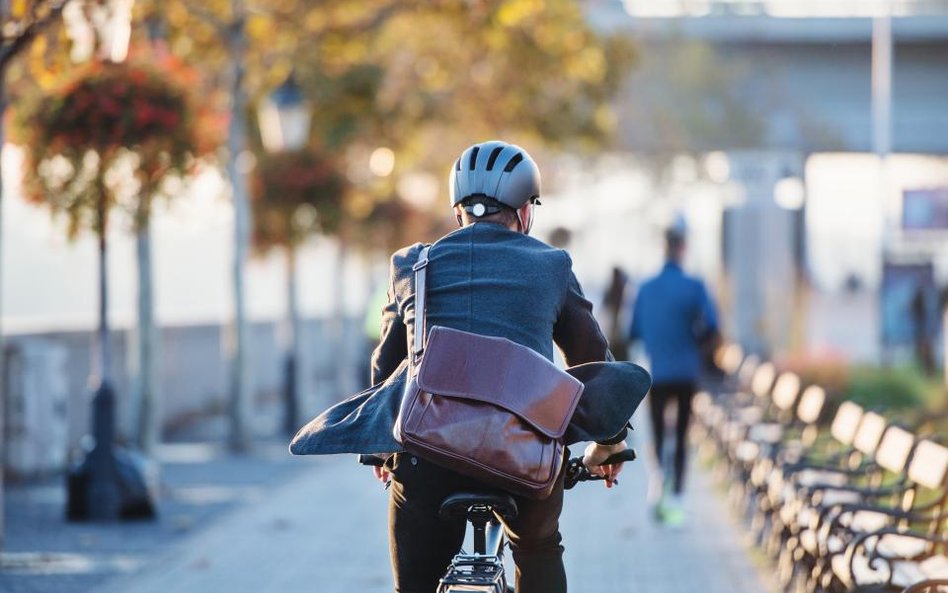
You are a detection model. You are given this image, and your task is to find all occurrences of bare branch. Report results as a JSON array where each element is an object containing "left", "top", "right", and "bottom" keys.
[
  {"left": 181, "top": 0, "right": 230, "bottom": 39},
  {"left": 0, "top": 0, "right": 69, "bottom": 71},
  {"left": 323, "top": 1, "right": 405, "bottom": 37}
]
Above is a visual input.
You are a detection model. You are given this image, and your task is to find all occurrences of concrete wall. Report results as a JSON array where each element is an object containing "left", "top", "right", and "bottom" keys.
[{"left": 2, "top": 317, "right": 366, "bottom": 477}]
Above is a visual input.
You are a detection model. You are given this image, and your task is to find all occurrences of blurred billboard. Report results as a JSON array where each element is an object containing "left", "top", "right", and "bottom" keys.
[{"left": 903, "top": 187, "right": 948, "bottom": 231}]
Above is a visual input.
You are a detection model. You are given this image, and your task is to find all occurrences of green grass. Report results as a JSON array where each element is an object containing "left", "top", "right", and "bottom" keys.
[
  {"left": 840, "top": 366, "right": 946, "bottom": 439},
  {"left": 844, "top": 365, "right": 937, "bottom": 411}
]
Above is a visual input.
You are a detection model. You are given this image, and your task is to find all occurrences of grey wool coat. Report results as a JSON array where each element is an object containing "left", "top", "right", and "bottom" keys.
[{"left": 290, "top": 222, "right": 651, "bottom": 456}]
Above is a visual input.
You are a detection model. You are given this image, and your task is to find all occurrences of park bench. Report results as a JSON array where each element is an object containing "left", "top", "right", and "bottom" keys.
[
  {"left": 695, "top": 361, "right": 777, "bottom": 474},
  {"left": 821, "top": 439, "right": 948, "bottom": 592},
  {"left": 692, "top": 356, "right": 767, "bottom": 474},
  {"left": 714, "top": 342, "right": 746, "bottom": 379},
  {"left": 737, "top": 383, "right": 828, "bottom": 547},
  {"left": 769, "top": 407, "right": 888, "bottom": 545},
  {"left": 778, "top": 420, "right": 914, "bottom": 592},
  {"left": 734, "top": 379, "right": 825, "bottom": 518},
  {"left": 692, "top": 360, "right": 811, "bottom": 517},
  {"left": 758, "top": 403, "right": 883, "bottom": 562},
  {"left": 719, "top": 368, "right": 810, "bottom": 510},
  {"left": 901, "top": 579, "right": 948, "bottom": 593}
]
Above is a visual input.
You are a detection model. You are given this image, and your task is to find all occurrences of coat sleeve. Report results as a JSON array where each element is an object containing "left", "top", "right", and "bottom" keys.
[
  {"left": 552, "top": 255, "right": 632, "bottom": 444},
  {"left": 370, "top": 271, "right": 407, "bottom": 385},
  {"left": 553, "top": 263, "right": 612, "bottom": 367}
]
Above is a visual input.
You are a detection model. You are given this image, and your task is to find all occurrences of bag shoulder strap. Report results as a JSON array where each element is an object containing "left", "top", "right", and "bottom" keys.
[{"left": 411, "top": 245, "right": 431, "bottom": 364}]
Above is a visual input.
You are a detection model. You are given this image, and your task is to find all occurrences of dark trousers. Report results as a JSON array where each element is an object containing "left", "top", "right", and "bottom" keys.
[
  {"left": 387, "top": 452, "right": 566, "bottom": 593},
  {"left": 647, "top": 381, "right": 696, "bottom": 495}
]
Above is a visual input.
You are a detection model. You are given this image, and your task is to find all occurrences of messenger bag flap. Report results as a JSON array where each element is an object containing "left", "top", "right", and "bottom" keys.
[{"left": 416, "top": 325, "right": 584, "bottom": 439}]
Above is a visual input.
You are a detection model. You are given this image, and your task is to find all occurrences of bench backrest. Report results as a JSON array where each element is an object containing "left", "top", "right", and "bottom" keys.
[
  {"left": 907, "top": 440, "right": 948, "bottom": 491},
  {"left": 795, "top": 385, "right": 826, "bottom": 425},
  {"left": 751, "top": 362, "right": 776, "bottom": 399},
  {"left": 716, "top": 343, "right": 744, "bottom": 375},
  {"left": 692, "top": 390, "right": 712, "bottom": 416},
  {"left": 875, "top": 425, "right": 915, "bottom": 475},
  {"left": 738, "top": 355, "right": 761, "bottom": 388},
  {"left": 853, "top": 412, "right": 888, "bottom": 456},
  {"left": 794, "top": 385, "right": 827, "bottom": 447},
  {"left": 772, "top": 372, "right": 802, "bottom": 413},
  {"left": 830, "top": 401, "right": 865, "bottom": 446},
  {"left": 899, "top": 439, "right": 948, "bottom": 520}
]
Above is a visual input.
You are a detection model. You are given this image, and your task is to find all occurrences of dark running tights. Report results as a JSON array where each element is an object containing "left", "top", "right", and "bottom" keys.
[{"left": 648, "top": 381, "right": 696, "bottom": 495}]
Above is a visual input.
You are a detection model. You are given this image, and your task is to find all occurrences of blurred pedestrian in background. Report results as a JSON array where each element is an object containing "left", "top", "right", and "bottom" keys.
[
  {"left": 910, "top": 282, "right": 937, "bottom": 376},
  {"left": 602, "top": 266, "right": 631, "bottom": 361},
  {"left": 629, "top": 221, "right": 719, "bottom": 527}
]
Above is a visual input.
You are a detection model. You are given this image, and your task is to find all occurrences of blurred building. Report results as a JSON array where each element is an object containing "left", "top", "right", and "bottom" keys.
[{"left": 571, "top": 1, "right": 948, "bottom": 362}]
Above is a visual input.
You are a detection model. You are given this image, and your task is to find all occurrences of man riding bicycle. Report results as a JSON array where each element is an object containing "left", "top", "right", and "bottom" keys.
[
  {"left": 290, "top": 140, "right": 650, "bottom": 593},
  {"left": 373, "top": 141, "right": 634, "bottom": 593}
]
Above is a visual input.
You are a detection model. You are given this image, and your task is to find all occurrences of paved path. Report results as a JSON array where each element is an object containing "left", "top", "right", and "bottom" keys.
[{"left": 95, "top": 441, "right": 777, "bottom": 593}]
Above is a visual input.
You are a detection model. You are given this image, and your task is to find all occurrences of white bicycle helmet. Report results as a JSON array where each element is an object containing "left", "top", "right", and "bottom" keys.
[{"left": 449, "top": 141, "right": 541, "bottom": 215}]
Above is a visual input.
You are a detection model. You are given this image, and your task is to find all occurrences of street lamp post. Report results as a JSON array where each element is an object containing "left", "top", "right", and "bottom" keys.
[
  {"left": 773, "top": 169, "right": 808, "bottom": 354},
  {"left": 259, "top": 75, "right": 311, "bottom": 154},
  {"left": 65, "top": 0, "right": 155, "bottom": 521},
  {"left": 258, "top": 75, "right": 311, "bottom": 435}
]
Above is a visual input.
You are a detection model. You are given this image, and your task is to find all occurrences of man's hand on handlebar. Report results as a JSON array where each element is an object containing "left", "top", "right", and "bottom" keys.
[
  {"left": 582, "top": 441, "right": 628, "bottom": 488},
  {"left": 372, "top": 465, "right": 391, "bottom": 484},
  {"left": 358, "top": 454, "right": 392, "bottom": 487}
]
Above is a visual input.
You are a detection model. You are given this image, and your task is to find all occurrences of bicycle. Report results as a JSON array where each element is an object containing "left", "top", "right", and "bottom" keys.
[{"left": 359, "top": 447, "right": 637, "bottom": 593}]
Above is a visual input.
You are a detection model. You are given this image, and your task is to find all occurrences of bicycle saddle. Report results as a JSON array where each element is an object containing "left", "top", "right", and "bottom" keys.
[{"left": 439, "top": 491, "right": 519, "bottom": 520}]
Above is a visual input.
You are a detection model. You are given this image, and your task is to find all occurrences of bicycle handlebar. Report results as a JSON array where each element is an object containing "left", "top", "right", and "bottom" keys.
[
  {"left": 361, "top": 448, "right": 637, "bottom": 490},
  {"left": 564, "top": 448, "right": 637, "bottom": 490}
]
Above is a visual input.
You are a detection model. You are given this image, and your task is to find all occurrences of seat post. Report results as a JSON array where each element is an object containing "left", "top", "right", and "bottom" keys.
[{"left": 468, "top": 506, "right": 493, "bottom": 554}]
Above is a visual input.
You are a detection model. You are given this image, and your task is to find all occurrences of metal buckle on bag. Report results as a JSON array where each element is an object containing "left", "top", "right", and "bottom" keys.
[{"left": 413, "top": 245, "right": 430, "bottom": 271}]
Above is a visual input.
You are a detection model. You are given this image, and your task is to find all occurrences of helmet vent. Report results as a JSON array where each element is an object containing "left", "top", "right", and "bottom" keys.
[
  {"left": 485, "top": 146, "right": 504, "bottom": 171},
  {"left": 455, "top": 158, "right": 461, "bottom": 171},
  {"left": 468, "top": 146, "right": 480, "bottom": 170},
  {"left": 503, "top": 153, "right": 523, "bottom": 172}
]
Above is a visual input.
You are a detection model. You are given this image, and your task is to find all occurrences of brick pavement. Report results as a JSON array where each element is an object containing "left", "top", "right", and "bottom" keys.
[{"left": 94, "top": 442, "right": 777, "bottom": 593}]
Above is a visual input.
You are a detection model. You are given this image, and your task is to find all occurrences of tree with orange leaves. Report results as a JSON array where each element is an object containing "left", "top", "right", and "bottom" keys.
[{"left": 14, "top": 55, "right": 221, "bottom": 484}]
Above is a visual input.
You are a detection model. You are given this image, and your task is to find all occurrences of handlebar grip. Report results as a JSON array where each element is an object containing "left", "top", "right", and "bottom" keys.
[
  {"left": 600, "top": 449, "right": 637, "bottom": 466},
  {"left": 358, "top": 454, "right": 385, "bottom": 467},
  {"left": 563, "top": 447, "right": 637, "bottom": 490}
]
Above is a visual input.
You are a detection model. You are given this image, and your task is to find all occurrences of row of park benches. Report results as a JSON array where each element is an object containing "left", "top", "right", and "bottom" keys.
[{"left": 692, "top": 345, "right": 948, "bottom": 593}]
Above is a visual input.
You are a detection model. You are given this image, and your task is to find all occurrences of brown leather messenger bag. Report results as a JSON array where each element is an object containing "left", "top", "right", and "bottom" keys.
[{"left": 393, "top": 245, "right": 585, "bottom": 499}]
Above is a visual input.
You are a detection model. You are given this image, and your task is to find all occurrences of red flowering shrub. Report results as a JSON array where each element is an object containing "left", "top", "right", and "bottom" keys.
[
  {"left": 251, "top": 148, "right": 347, "bottom": 251},
  {"left": 14, "top": 58, "right": 221, "bottom": 235}
]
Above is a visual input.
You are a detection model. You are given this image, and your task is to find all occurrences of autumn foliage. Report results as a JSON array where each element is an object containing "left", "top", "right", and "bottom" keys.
[
  {"left": 13, "top": 56, "right": 222, "bottom": 235},
  {"left": 251, "top": 148, "right": 348, "bottom": 252}
]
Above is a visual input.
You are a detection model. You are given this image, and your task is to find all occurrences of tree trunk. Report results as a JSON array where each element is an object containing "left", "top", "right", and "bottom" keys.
[
  {"left": 332, "top": 240, "right": 349, "bottom": 398},
  {"left": 97, "top": 192, "right": 112, "bottom": 386},
  {"left": 133, "top": 213, "right": 159, "bottom": 453},
  {"left": 0, "top": 64, "right": 7, "bottom": 554},
  {"left": 283, "top": 246, "right": 300, "bottom": 434},
  {"left": 225, "top": 1, "right": 252, "bottom": 452},
  {"left": 86, "top": 189, "right": 121, "bottom": 520}
]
